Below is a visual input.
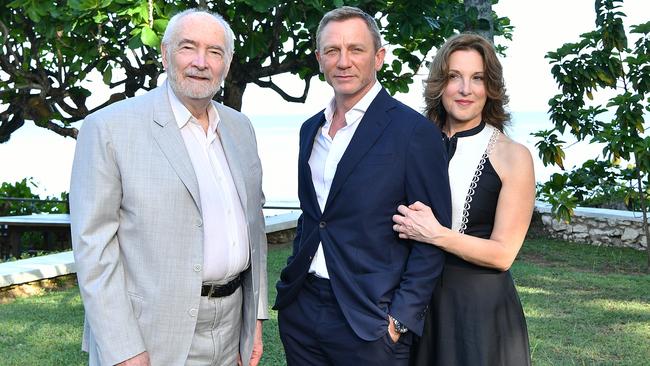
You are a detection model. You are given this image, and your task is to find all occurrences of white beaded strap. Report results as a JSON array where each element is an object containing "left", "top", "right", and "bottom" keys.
[{"left": 458, "top": 127, "right": 500, "bottom": 234}]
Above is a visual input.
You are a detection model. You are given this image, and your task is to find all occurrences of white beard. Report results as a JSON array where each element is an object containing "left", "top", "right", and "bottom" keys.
[{"left": 167, "top": 62, "right": 222, "bottom": 100}]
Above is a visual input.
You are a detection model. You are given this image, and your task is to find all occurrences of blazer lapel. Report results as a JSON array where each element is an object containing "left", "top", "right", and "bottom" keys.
[
  {"left": 215, "top": 103, "right": 248, "bottom": 213},
  {"left": 150, "top": 83, "right": 202, "bottom": 212},
  {"left": 324, "top": 90, "right": 395, "bottom": 210}
]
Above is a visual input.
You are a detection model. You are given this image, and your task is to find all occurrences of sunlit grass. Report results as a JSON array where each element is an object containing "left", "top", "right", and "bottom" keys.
[{"left": 514, "top": 239, "right": 649, "bottom": 366}]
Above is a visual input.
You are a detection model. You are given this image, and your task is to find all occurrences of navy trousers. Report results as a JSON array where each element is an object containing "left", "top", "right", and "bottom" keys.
[{"left": 278, "top": 275, "right": 412, "bottom": 366}]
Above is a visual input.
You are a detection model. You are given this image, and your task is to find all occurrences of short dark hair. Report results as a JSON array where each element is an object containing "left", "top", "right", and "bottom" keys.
[
  {"left": 316, "top": 6, "right": 382, "bottom": 51},
  {"left": 424, "top": 33, "right": 510, "bottom": 132}
]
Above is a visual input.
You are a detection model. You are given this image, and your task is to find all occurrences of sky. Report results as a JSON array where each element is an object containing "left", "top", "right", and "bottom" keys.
[{"left": 0, "top": 0, "right": 648, "bottom": 197}]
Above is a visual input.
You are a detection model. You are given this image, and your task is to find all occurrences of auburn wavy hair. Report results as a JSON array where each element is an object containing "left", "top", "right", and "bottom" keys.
[{"left": 424, "top": 33, "right": 510, "bottom": 132}]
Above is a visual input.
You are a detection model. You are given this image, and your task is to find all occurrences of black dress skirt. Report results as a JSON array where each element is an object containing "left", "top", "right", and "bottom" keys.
[{"left": 410, "top": 124, "right": 531, "bottom": 366}]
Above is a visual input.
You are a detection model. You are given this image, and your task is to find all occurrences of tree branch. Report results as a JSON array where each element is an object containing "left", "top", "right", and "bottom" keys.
[
  {"left": 50, "top": 89, "right": 87, "bottom": 118},
  {"left": 0, "top": 107, "right": 25, "bottom": 144},
  {"left": 247, "top": 55, "right": 318, "bottom": 80},
  {"left": 44, "top": 121, "right": 78, "bottom": 139},
  {"left": 0, "top": 19, "right": 22, "bottom": 68},
  {"left": 88, "top": 93, "right": 127, "bottom": 114},
  {"left": 252, "top": 75, "right": 312, "bottom": 103}
]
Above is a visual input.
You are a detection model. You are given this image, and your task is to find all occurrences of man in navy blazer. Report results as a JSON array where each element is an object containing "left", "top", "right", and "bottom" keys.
[{"left": 274, "top": 6, "right": 451, "bottom": 365}]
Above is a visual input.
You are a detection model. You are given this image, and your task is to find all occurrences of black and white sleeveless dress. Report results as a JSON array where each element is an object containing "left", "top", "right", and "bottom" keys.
[{"left": 410, "top": 121, "right": 531, "bottom": 366}]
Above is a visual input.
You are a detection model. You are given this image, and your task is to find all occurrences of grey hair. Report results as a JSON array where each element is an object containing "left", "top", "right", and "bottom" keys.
[
  {"left": 161, "top": 8, "right": 235, "bottom": 62},
  {"left": 316, "top": 6, "right": 382, "bottom": 51}
]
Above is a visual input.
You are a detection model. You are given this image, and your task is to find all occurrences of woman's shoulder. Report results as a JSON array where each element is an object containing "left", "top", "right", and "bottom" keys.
[
  {"left": 490, "top": 131, "right": 534, "bottom": 178},
  {"left": 495, "top": 133, "right": 531, "bottom": 158}
]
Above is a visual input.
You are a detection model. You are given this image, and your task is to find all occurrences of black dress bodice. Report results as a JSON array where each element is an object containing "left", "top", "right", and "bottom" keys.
[{"left": 410, "top": 122, "right": 531, "bottom": 366}]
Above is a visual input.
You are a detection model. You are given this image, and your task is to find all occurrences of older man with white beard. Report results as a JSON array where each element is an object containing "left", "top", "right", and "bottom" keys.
[{"left": 70, "top": 9, "right": 268, "bottom": 366}]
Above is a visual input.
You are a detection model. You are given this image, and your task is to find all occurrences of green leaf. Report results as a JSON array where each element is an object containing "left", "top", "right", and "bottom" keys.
[
  {"left": 128, "top": 34, "right": 143, "bottom": 49},
  {"left": 244, "top": 31, "right": 267, "bottom": 58},
  {"left": 93, "top": 12, "right": 108, "bottom": 23},
  {"left": 68, "top": 0, "right": 101, "bottom": 11},
  {"left": 476, "top": 19, "right": 491, "bottom": 31},
  {"left": 302, "top": 0, "right": 320, "bottom": 10},
  {"left": 391, "top": 60, "right": 402, "bottom": 75},
  {"left": 140, "top": 26, "right": 160, "bottom": 48},
  {"left": 153, "top": 19, "right": 168, "bottom": 33},
  {"left": 102, "top": 67, "right": 112, "bottom": 85}
]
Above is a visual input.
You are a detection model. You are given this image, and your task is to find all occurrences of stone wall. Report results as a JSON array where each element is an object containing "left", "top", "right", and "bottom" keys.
[
  {"left": 267, "top": 228, "right": 296, "bottom": 244},
  {"left": 534, "top": 202, "right": 648, "bottom": 250}
]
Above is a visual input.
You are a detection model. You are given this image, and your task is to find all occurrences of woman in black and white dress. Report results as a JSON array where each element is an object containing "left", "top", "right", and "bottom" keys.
[{"left": 392, "top": 34, "right": 535, "bottom": 365}]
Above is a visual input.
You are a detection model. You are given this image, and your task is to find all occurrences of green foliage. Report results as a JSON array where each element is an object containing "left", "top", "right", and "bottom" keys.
[
  {"left": 2, "top": 250, "right": 50, "bottom": 263},
  {"left": 537, "top": 160, "right": 649, "bottom": 222},
  {"left": 538, "top": 0, "right": 650, "bottom": 225},
  {"left": 0, "top": 178, "right": 68, "bottom": 260},
  {"left": 0, "top": 0, "right": 511, "bottom": 141},
  {"left": 0, "top": 0, "right": 175, "bottom": 141},
  {"left": 0, "top": 178, "right": 68, "bottom": 216}
]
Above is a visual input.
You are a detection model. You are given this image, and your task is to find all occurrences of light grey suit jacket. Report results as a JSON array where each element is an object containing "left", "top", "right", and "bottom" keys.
[{"left": 70, "top": 81, "right": 268, "bottom": 366}]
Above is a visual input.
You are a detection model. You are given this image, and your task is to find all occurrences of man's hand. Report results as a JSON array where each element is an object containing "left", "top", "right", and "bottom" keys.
[
  {"left": 117, "top": 351, "right": 150, "bottom": 366},
  {"left": 387, "top": 318, "right": 401, "bottom": 344},
  {"left": 249, "top": 320, "right": 264, "bottom": 366}
]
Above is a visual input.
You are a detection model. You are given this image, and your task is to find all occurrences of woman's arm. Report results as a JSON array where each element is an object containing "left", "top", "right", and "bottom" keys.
[{"left": 393, "top": 137, "right": 535, "bottom": 271}]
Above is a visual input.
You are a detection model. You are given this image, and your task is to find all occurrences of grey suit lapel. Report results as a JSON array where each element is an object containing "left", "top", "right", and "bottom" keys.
[
  {"left": 215, "top": 103, "right": 248, "bottom": 213},
  {"left": 150, "top": 82, "right": 202, "bottom": 212}
]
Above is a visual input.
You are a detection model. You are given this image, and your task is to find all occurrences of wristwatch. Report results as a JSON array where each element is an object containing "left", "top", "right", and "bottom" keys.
[{"left": 389, "top": 315, "right": 408, "bottom": 334}]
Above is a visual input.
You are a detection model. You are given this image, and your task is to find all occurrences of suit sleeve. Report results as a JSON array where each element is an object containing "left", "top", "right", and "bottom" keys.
[
  {"left": 69, "top": 115, "right": 146, "bottom": 365},
  {"left": 243, "top": 116, "right": 270, "bottom": 320},
  {"left": 286, "top": 214, "right": 304, "bottom": 265},
  {"left": 389, "top": 120, "right": 452, "bottom": 336},
  {"left": 256, "top": 190, "right": 269, "bottom": 320}
]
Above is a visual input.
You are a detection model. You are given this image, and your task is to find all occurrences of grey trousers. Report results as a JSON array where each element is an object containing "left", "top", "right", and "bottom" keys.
[{"left": 186, "top": 285, "right": 243, "bottom": 366}]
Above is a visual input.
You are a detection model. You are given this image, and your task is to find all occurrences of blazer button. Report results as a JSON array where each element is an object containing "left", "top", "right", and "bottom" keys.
[
  {"left": 193, "top": 264, "right": 202, "bottom": 272},
  {"left": 196, "top": 219, "right": 203, "bottom": 227},
  {"left": 189, "top": 308, "right": 198, "bottom": 317},
  {"left": 319, "top": 221, "right": 326, "bottom": 228}
]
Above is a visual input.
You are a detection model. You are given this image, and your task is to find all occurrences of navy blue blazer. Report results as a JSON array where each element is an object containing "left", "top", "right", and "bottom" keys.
[{"left": 274, "top": 89, "right": 451, "bottom": 340}]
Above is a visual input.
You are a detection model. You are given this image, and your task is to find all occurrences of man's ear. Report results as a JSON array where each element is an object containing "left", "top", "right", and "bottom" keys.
[
  {"left": 161, "top": 43, "right": 168, "bottom": 69},
  {"left": 374, "top": 47, "right": 386, "bottom": 71},
  {"left": 315, "top": 51, "right": 322, "bottom": 73},
  {"left": 223, "top": 62, "right": 231, "bottom": 84}
]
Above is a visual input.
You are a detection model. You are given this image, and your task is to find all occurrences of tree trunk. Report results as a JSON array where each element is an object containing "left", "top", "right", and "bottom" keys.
[
  {"left": 464, "top": 0, "right": 494, "bottom": 43},
  {"left": 635, "top": 160, "right": 650, "bottom": 272},
  {"left": 222, "top": 81, "right": 247, "bottom": 112}
]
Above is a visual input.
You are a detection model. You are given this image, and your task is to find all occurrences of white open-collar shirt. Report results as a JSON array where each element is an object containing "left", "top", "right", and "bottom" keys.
[
  {"left": 168, "top": 85, "right": 249, "bottom": 282},
  {"left": 308, "top": 81, "right": 383, "bottom": 279}
]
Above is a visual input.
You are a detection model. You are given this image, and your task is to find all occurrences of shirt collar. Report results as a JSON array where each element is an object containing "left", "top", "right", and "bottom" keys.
[
  {"left": 167, "top": 83, "right": 220, "bottom": 132},
  {"left": 323, "top": 81, "right": 383, "bottom": 127}
]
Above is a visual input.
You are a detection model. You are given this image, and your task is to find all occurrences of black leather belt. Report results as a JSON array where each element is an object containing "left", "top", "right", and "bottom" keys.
[{"left": 201, "top": 274, "right": 241, "bottom": 298}]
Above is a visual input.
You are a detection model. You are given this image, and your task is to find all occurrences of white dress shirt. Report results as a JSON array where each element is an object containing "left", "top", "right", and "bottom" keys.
[
  {"left": 168, "top": 85, "right": 249, "bottom": 281},
  {"left": 308, "top": 81, "right": 383, "bottom": 279}
]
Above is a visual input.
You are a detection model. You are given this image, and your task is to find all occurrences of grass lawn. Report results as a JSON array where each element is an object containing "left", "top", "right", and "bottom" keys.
[
  {"left": 0, "top": 239, "right": 648, "bottom": 365},
  {"left": 516, "top": 239, "right": 649, "bottom": 365}
]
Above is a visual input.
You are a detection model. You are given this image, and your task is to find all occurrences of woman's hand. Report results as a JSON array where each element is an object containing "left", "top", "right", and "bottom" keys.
[{"left": 392, "top": 201, "right": 446, "bottom": 245}]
